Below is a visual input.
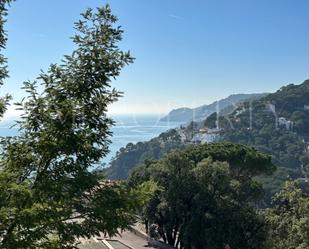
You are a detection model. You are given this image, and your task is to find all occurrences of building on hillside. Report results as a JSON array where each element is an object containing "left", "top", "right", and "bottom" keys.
[
  {"left": 304, "top": 105, "right": 309, "bottom": 111},
  {"left": 278, "top": 117, "right": 294, "bottom": 131},
  {"left": 191, "top": 134, "right": 203, "bottom": 144},
  {"left": 235, "top": 108, "right": 245, "bottom": 116},
  {"left": 179, "top": 131, "right": 187, "bottom": 142},
  {"left": 199, "top": 128, "right": 208, "bottom": 133},
  {"left": 207, "top": 128, "right": 222, "bottom": 134},
  {"left": 191, "top": 128, "right": 221, "bottom": 144}
]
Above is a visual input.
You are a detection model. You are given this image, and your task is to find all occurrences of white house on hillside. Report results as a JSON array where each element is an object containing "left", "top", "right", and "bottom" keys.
[{"left": 278, "top": 117, "right": 294, "bottom": 131}]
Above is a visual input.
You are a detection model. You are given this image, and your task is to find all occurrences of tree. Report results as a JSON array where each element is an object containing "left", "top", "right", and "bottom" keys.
[
  {"left": 0, "top": 5, "right": 138, "bottom": 248},
  {"left": 265, "top": 181, "right": 309, "bottom": 249},
  {"left": 0, "top": 0, "right": 13, "bottom": 117},
  {"left": 129, "top": 143, "right": 275, "bottom": 249}
]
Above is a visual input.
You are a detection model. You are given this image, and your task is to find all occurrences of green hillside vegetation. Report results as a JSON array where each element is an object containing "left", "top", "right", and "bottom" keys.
[
  {"left": 206, "top": 80, "right": 309, "bottom": 157},
  {"left": 204, "top": 80, "right": 309, "bottom": 199}
]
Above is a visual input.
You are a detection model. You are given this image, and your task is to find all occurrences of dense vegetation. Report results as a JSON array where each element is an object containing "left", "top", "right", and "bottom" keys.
[
  {"left": 264, "top": 181, "right": 309, "bottom": 249},
  {"left": 129, "top": 143, "right": 309, "bottom": 249},
  {"left": 204, "top": 80, "right": 309, "bottom": 200}
]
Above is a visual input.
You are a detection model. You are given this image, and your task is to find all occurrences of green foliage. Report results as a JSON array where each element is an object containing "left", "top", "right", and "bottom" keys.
[
  {"left": 184, "top": 142, "right": 275, "bottom": 177},
  {"left": 129, "top": 143, "right": 274, "bottom": 249},
  {"left": 0, "top": 0, "right": 13, "bottom": 117},
  {"left": 0, "top": 0, "right": 12, "bottom": 82},
  {"left": 129, "top": 180, "right": 160, "bottom": 208},
  {"left": 264, "top": 181, "right": 309, "bottom": 249},
  {"left": 0, "top": 5, "right": 137, "bottom": 248},
  {"left": 256, "top": 167, "right": 292, "bottom": 205}
]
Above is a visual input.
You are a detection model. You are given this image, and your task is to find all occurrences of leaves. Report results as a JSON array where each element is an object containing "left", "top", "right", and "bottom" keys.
[
  {"left": 129, "top": 143, "right": 274, "bottom": 249},
  {"left": 264, "top": 181, "right": 309, "bottom": 249},
  {"left": 0, "top": 5, "right": 135, "bottom": 248},
  {"left": 0, "top": 0, "right": 13, "bottom": 117}
]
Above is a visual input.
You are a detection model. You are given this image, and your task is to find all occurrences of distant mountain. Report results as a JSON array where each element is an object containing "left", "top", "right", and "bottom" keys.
[{"left": 160, "top": 93, "right": 268, "bottom": 122}]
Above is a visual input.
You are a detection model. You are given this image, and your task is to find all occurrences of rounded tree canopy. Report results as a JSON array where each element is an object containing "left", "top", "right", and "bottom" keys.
[{"left": 183, "top": 142, "right": 276, "bottom": 178}]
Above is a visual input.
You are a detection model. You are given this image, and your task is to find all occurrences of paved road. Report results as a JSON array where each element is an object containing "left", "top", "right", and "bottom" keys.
[{"left": 109, "top": 230, "right": 157, "bottom": 249}]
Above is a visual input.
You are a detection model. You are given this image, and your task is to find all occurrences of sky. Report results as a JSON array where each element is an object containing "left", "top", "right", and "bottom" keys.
[{"left": 2, "top": 0, "right": 309, "bottom": 116}]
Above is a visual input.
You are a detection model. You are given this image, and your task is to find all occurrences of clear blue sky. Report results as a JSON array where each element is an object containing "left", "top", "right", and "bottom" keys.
[{"left": 3, "top": 0, "right": 309, "bottom": 115}]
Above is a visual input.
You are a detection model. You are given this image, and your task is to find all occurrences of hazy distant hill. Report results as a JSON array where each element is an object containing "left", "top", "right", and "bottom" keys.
[{"left": 160, "top": 93, "right": 268, "bottom": 122}]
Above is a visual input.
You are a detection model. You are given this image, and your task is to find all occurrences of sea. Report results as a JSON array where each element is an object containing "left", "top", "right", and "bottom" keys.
[{"left": 0, "top": 114, "right": 183, "bottom": 167}]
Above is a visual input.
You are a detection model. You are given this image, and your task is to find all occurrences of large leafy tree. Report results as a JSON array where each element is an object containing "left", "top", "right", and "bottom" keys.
[
  {"left": 0, "top": 5, "right": 137, "bottom": 248},
  {"left": 129, "top": 142, "right": 275, "bottom": 249}
]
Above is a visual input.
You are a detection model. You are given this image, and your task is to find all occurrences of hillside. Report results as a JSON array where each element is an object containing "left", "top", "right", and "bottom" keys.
[
  {"left": 106, "top": 93, "right": 266, "bottom": 179},
  {"left": 204, "top": 80, "right": 309, "bottom": 199},
  {"left": 204, "top": 80, "right": 309, "bottom": 166},
  {"left": 106, "top": 80, "right": 309, "bottom": 203},
  {"left": 160, "top": 93, "right": 268, "bottom": 122}
]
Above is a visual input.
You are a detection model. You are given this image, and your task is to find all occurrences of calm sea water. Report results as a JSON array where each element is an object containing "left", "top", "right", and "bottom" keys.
[
  {"left": 108, "top": 115, "right": 182, "bottom": 163},
  {"left": 0, "top": 115, "right": 182, "bottom": 165}
]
